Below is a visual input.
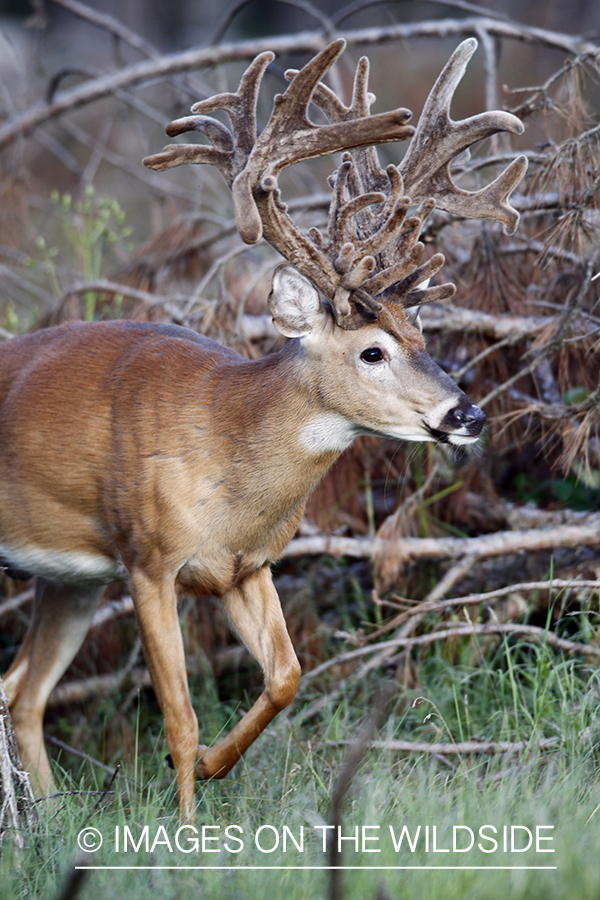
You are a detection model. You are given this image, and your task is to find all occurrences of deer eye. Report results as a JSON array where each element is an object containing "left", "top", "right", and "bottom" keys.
[{"left": 361, "top": 347, "right": 384, "bottom": 363}]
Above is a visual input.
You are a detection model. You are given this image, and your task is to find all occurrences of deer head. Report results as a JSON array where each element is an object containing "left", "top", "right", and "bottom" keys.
[{"left": 143, "top": 38, "right": 526, "bottom": 447}]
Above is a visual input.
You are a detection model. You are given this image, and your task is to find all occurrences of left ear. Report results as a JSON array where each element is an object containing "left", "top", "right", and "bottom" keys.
[
  {"left": 405, "top": 276, "right": 429, "bottom": 333},
  {"left": 405, "top": 306, "right": 423, "bottom": 332},
  {"left": 268, "top": 265, "right": 324, "bottom": 338}
]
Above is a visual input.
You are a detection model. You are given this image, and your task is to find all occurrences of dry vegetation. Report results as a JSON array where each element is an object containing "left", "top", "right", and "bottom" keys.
[{"left": 1, "top": 1, "right": 600, "bottom": 787}]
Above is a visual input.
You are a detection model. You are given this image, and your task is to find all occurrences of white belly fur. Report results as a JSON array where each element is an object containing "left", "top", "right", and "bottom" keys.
[{"left": 0, "top": 540, "right": 126, "bottom": 585}]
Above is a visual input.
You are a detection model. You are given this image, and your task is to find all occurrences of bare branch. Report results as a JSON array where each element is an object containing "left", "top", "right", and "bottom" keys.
[
  {"left": 0, "top": 588, "right": 34, "bottom": 621},
  {"left": 333, "top": 0, "right": 516, "bottom": 28},
  {"left": 0, "top": 20, "right": 596, "bottom": 153},
  {"left": 47, "top": 0, "right": 163, "bottom": 61},
  {"left": 301, "top": 621, "right": 600, "bottom": 686},
  {"left": 282, "top": 522, "right": 600, "bottom": 563},
  {"left": 327, "top": 735, "right": 559, "bottom": 755},
  {"left": 47, "top": 666, "right": 150, "bottom": 707},
  {"left": 369, "top": 579, "right": 600, "bottom": 640},
  {"left": 44, "top": 734, "right": 128, "bottom": 779}
]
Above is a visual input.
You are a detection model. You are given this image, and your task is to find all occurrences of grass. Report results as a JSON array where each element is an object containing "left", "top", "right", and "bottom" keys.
[{"left": 2, "top": 627, "right": 600, "bottom": 900}]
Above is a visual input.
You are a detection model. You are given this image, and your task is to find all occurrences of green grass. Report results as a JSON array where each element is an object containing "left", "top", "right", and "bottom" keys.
[{"left": 3, "top": 630, "right": 600, "bottom": 900}]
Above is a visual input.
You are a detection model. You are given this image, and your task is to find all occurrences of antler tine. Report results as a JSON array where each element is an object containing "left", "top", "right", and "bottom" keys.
[
  {"left": 190, "top": 50, "right": 275, "bottom": 162},
  {"left": 399, "top": 37, "right": 528, "bottom": 235},
  {"left": 327, "top": 162, "right": 389, "bottom": 252},
  {"left": 364, "top": 247, "right": 456, "bottom": 309},
  {"left": 142, "top": 139, "right": 234, "bottom": 177},
  {"left": 143, "top": 51, "right": 274, "bottom": 184},
  {"left": 165, "top": 116, "right": 234, "bottom": 150},
  {"left": 307, "top": 152, "right": 428, "bottom": 325},
  {"left": 327, "top": 159, "right": 352, "bottom": 251},
  {"left": 285, "top": 55, "right": 395, "bottom": 199}
]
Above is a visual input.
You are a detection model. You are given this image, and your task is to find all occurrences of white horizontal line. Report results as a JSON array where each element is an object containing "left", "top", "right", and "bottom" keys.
[{"left": 75, "top": 865, "right": 558, "bottom": 871}]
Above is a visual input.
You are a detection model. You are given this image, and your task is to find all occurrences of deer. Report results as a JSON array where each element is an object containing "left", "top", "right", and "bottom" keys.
[{"left": 0, "top": 38, "right": 527, "bottom": 819}]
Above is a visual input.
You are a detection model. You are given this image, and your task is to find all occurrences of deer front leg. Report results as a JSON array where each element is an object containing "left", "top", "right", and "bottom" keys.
[
  {"left": 130, "top": 571, "right": 199, "bottom": 820},
  {"left": 196, "top": 564, "right": 301, "bottom": 780}
]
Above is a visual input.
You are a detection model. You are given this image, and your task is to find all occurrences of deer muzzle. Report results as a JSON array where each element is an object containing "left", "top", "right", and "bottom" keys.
[{"left": 427, "top": 394, "right": 486, "bottom": 446}]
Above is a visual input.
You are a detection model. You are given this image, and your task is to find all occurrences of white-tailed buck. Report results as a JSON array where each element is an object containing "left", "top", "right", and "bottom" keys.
[{"left": 1, "top": 38, "right": 526, "bottom": 818}]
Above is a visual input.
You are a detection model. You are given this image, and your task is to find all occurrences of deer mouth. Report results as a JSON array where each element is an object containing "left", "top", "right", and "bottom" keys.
[{"left": 424, "top": 424, "right": 483, "bottom": 445}]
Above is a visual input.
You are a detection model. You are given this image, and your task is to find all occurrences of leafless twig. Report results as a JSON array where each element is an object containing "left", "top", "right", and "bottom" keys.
[{"left": 0, "top": 588, "right": 35, "bottom": 620}]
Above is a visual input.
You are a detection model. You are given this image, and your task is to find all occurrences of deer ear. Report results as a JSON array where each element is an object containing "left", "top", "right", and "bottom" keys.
[
  {"left": 405, "top": 275, "right": 429, "bottom": 332},
  {"left": 404, "top": 306, "right": 424, "bottom": 332},
  {"left": 268, "top": 266, "right": 323, "bottom": 338}
]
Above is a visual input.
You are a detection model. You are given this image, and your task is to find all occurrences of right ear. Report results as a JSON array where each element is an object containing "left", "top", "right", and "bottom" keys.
[{"left": 268, "top": 265, "right": 324, "bottom": 338}]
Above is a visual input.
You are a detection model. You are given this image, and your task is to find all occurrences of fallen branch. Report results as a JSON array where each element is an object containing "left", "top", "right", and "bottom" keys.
[
  {"left": 49, "top": 635, "right": 143, "bottom": 707},
  {"left": 282, "top": 522, "right": 600, "bottom": 565},
  {"left": 419, "top": 303, "right": 552, "bottom": 340},
  {"left": 202, "top": 298, "right": 599, "bottom": 344},
  {"left": 371, "top": 578, "right": 600, "bottom": 632},
  {"left": 326, "top": 735, "right": 559, "bottom": 755},
  {"left": 502, "top": 504, "right": 600, "bottom": 530},
  {"left": 44, "top": 734, "right": 130, "bottom": 782},
  {"left": 89, "top": 595, "right": 134, "bottom": 629},
  {"left": 56, "top": 281, "right": 279, "bottom": 341},
  {"left": 61, "top": 279, "right": 186, "bottom": 321}
]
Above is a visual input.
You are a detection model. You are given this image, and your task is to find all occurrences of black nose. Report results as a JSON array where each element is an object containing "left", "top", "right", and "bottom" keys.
[{"left": 444, "top": 401, "right": 486, "bottom": 436}]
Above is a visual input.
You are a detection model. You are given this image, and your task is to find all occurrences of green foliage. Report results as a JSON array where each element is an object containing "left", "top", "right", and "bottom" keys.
[
  {"left": 29, "top": 186, "right": 132, "bottom": 323},
  {"left": 512, "top": 470, "right": 600, "bottom": 510}
]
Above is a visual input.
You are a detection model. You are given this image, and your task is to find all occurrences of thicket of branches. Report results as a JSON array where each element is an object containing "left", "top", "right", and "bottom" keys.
[{"left": 0, "top": 1, "right": 600, "bottom": 773}]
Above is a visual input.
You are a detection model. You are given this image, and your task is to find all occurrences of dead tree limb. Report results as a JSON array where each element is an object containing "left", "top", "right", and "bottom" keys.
[
  {"left": 47, "top": 0, "right": 163, "bottom": 61},
  {"left": 178, "top": 296, "right": 600, "bottom": 344},
  {"left": 371, "top": 579, "right": 600, "bottom": 628},
  {"left": 0, "top": 19, "right": 597, "bottom": 153},
  {"left": 282, "top": 522, "right": 600, "bottom": 566}
]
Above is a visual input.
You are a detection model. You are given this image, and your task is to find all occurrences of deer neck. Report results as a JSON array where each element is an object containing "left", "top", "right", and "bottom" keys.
[{"left": 215, "top": 339, "right": 354, "bottom": 516}]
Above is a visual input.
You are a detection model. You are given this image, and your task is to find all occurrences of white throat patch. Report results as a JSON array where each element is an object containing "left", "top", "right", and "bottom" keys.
[{"left": 299, "top": 413, "right": 357, "bottom": 454}]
